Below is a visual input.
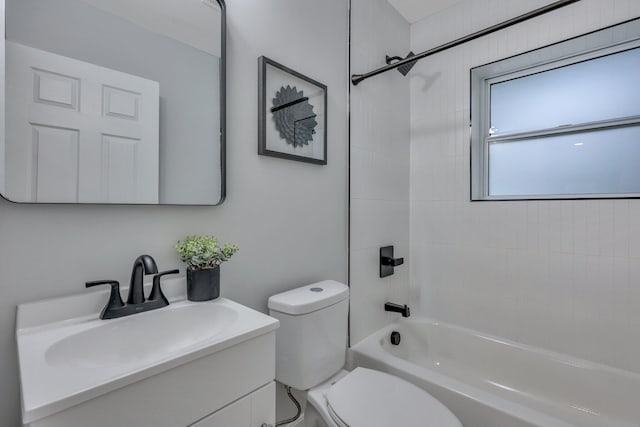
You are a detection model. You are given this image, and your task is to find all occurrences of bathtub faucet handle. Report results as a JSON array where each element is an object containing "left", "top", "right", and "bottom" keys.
[
  {"left": 383, "top": 256, "right": 404, "bottom": 267},
  {"left": 384, "top": 302, "right": 410, "bottom": 318},
  {"left": 380, "top": 245, "right": 405, "bottom": 278}
]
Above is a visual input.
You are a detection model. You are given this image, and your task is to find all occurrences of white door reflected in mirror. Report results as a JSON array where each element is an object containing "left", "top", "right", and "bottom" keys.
[
  {"left": 6, "top": 42, "right": 160, "bottom": 203},
  {"left": 1, "top": 0, "right": 225, "bottom": 205}
]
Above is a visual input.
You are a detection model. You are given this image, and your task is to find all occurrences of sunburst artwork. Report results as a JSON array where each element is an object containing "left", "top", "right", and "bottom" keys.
[
  {"left": 258, "top": 56, "right": 327, "bottom": 164},
  {"left": 271, "top": 85, "right": 317, "bottom": 148}
]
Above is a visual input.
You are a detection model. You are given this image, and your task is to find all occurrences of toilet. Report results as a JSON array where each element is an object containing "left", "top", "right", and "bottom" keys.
[{"left": 268, "top": 280, "right": 462, "bottom": 427}]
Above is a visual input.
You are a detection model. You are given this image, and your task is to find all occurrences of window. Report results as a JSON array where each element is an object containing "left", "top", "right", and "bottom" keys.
[{"left": 470, "top": 19, "right": 640, "bottom": 200}]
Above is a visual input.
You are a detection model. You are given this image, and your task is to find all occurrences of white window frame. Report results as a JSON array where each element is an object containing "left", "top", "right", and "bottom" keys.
[{"left": 470, "top": 18, "right": 640, "bottom": 201}]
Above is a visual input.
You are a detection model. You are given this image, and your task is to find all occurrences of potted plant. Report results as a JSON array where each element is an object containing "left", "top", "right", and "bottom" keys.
[{"left": 175, "top": 235, "right": 239, "bottom": 301}]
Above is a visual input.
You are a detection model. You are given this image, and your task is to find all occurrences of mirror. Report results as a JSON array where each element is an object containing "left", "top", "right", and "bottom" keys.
[{"left": 1, "top": 0, "right": 225, "bottom": 205}]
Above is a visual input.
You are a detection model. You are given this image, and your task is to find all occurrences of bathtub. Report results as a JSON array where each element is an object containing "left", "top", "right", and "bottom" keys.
[{"left": 348, "top": 318, "right": 640, "bottom": 427}]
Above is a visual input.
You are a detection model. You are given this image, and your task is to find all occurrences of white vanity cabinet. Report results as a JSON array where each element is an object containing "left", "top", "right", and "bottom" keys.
[
  {"left": 25, "top": 331, "right": 277, "bottom": 427},
  {"left": 17, "top": 289, "right": 280, "bottom": 427},
  {"left": 191, "top": 382, "right": 275, "bottom": 427}
]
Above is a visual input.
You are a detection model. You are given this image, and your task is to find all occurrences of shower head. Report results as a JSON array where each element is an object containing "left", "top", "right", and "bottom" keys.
[
  {"left": 385, "top": 51, "right": 417, "bottom": 76},
  {"left": 397, "top": 51, "right": 417, "bottom": 76}
]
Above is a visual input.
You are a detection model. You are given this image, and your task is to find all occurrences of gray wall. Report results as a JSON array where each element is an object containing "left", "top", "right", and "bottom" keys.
[
  {"left": 0, "top": 0, "right": 349, "bottom": 423},
  {"left": 6, "top": 0, "right": 220, "bottom": 204}
]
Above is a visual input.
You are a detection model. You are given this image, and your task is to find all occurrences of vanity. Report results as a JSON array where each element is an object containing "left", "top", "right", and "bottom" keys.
[{"left": 16, "top": 278, "right": 279, "bottom": 427}]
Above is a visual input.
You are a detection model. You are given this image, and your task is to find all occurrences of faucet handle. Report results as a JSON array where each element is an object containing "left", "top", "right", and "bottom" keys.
[
  {"left": 86, "top": 280, "right": 125, "bottom": 318},
  {"left": 380, "top": 246, "right": 405, "bottom": 278},
  {"left": 148, "top": 269, "right": 180, "bottom": 303},
  {"left": 382, "top": 256, "right": 404, "bottom": 267},
  {"left": 154, "top": 269, "right": 180, "bottom": 279}
]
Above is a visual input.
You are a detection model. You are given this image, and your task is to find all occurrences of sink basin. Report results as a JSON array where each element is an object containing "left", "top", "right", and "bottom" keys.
[
  {"left": 45, "top": 303, "right": 238, "bottom": 368},
  {"left": 16, "top": 282, "right": 279, "bottom": 424}
]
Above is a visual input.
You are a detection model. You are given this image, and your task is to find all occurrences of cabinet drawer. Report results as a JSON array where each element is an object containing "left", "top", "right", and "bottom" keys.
[{"left": 191, "top": 382, "right": 275, "bottom": 427}]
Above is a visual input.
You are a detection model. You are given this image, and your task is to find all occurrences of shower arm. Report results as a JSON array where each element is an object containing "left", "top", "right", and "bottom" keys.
[{"left": 351, "top": 0, "right": 581, "bottom": 86}]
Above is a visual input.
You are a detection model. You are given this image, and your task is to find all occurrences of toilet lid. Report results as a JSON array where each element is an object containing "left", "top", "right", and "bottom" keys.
[{"left": 325, "top": 368, "right": 462, "bottom": 427}]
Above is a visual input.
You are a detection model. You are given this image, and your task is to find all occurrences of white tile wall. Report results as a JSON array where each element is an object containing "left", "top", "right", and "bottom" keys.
[
  {"left": 409, "top": 0, "right": 640, "bottom": 372},
  {"left": 350, "top": 0, "right": 411, "bottom": 344}
]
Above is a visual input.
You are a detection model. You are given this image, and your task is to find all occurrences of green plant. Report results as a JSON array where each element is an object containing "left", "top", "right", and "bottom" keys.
[{"left": 175, "top": 235, "right": 239, "bottom": 270}]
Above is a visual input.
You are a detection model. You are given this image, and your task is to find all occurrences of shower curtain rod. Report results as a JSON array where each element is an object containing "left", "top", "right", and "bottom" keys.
[{"left": 351, "top": 0, "right": 581, "bottom": 86}]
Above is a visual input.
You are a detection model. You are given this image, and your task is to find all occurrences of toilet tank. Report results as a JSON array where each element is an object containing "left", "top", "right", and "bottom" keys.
[{"left": 268, "top": 280, "right": 349, "bottom": 390}]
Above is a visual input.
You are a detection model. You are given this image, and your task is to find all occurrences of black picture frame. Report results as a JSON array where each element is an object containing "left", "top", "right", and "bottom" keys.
[{"left": 258, "top": 56, "right": 327, "bottom": 165}]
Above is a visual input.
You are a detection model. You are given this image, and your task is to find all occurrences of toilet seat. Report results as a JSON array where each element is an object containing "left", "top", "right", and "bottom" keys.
[{"left": 325, "top": 367, "right": 462, "bottom": 427}]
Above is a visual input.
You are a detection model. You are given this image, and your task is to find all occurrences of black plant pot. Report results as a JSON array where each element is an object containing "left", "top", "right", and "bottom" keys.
[{"left": 186, "top": 267, "right": 220, "bottom": 301}]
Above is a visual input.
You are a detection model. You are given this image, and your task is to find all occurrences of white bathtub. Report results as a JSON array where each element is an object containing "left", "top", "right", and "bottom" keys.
[{"left": 348, "top": 318, "right": 640, "bottom": 427}]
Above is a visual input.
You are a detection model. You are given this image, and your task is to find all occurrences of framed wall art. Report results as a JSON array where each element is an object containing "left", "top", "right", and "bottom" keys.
[{"left": 258, "top": 56, "right": 327, "bottom": 165}]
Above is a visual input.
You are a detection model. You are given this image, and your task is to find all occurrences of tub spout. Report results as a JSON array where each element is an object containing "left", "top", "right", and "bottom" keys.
[{"left": 385, "top": 302, "right": 410, "bottom": 317}]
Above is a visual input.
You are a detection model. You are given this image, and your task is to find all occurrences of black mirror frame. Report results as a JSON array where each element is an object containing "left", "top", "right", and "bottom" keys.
[{"left": 215, "top": 0, "right": 226, "bottom": 206}]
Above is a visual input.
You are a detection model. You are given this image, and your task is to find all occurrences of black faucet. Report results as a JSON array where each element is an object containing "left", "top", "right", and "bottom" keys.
[
  {"left": 385, "top": 302, "right": 410, "bottom": 318},
  {"left": 86, "top": 254, "right": 179, "bottom": 319},
  {"left": 128, "top": 255, "right": 159, "bottom": 304}
]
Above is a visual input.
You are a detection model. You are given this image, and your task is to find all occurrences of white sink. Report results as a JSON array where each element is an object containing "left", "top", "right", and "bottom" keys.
[
  {"left": 45, "top": 303, "right": 238, "bottom": 368},
  {"left": 16, "top": 279, "right": 279, "bottom": 424}
]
